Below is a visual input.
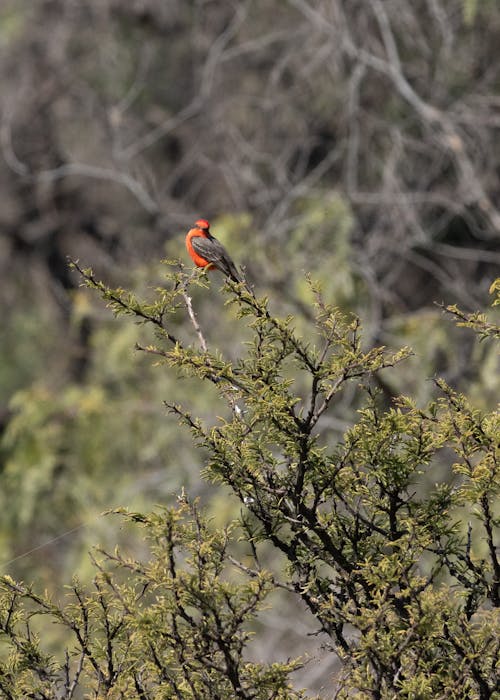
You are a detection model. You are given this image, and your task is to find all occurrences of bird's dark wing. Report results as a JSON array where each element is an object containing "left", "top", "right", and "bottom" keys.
[{"left": 191, "top": 235, "right": 242, "bottom": 283}]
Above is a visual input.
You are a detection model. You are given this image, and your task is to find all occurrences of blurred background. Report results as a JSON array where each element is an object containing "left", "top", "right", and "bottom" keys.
[{"left": 0, "top": 0, "right": 499, "bottom": 693}]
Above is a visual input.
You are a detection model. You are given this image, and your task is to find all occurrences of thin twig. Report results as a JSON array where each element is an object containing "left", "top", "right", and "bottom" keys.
[
  {"left": 227, "top": 556, "right": 295, "bottom": 593},
  {"left": 181, "top": 289, "right": 208, "bottom": 353}
]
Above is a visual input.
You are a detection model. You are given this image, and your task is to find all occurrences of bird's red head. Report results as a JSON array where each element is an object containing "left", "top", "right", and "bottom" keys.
[{"left": 195, "top": 219, "right": 210, "bottom": 231}]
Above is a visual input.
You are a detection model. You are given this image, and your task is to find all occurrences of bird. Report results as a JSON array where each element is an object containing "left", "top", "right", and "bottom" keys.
[{"left": 185, "top": 219, "right": 243, "bottom": 284}]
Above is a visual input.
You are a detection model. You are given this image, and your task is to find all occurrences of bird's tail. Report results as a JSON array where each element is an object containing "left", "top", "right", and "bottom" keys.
[
  {"left": 221, "top": 257, "right": 254, "bottom": 295},
  {"left": 219, "top": 255, "right": 242, "bottom": 284}
]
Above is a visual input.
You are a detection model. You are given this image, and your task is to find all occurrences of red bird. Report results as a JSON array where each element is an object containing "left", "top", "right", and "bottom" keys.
[{"left": 185, "top": 219, "right": 243, "bottom": 284}]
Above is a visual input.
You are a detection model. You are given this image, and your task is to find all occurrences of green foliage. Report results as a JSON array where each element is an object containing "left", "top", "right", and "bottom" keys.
[
  {"left": 446, "top": 278, "right": 500, "bottom": 341},
  {"left": 286, "top": 194, "right": 355, "bottom": 305},
  {"left": 0, "top": 269, "right": 210, "bottom": 585},
  {"left": 463, "top": 0, "right": 479, "bottom": 25},
  {"left": 0, "top": 268, "right": 498, "bottom": 698},
  {"left": 0, "top": 499, "right": 304, "bottom": 699},
  {"left": 0, "top": 4, "right": 29, "bottom": 46},
  {"left": 461, "top": 0, "right": 496, "bottom": 26}
]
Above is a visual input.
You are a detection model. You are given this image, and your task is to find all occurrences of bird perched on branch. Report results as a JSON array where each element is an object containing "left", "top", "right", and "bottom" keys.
[{"left": 185, "top": 219, "right": 243, "bottom": 284}]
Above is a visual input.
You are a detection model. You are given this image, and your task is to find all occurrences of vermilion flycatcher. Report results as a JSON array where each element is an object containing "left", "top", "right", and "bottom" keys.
[{"left": 185, "top": 219, "right": 243, "bottom": 283}]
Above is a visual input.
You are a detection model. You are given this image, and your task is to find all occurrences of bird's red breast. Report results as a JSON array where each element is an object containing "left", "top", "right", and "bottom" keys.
[{"left": 186, "top": 220, "right": 215, "bottom": 269}]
